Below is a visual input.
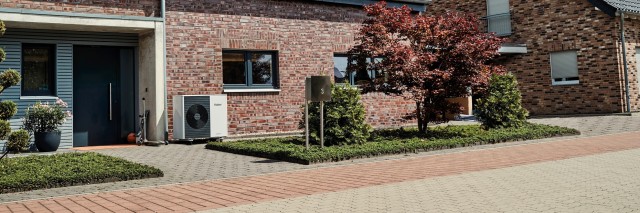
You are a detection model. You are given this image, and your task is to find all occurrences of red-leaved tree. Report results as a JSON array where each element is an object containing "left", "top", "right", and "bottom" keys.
[{"left": 348, "top": 1, "right": 504, "bottom": 133}]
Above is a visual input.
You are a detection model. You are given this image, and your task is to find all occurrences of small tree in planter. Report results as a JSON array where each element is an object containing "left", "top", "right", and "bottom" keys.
[
  {"left": 23, "top": 99, "right": 72, "bottom": 152},
  {"left": 0, "top": 19, "right": 29, "bottom": 154}
]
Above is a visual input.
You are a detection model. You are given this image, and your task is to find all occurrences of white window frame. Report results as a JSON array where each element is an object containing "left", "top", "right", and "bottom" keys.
[{"left": 550, "top": 50, "right": 580, "bottom": 86}]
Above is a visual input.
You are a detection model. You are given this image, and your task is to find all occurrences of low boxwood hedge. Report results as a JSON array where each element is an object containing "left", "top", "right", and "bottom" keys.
[
  {"left": 206, "top": 123, "right": 580, "bottom": 164},
  {"left": 0, "top": 152, "right": 163, "bottom": 194}
]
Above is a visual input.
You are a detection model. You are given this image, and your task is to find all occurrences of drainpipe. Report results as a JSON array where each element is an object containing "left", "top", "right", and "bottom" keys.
[
  {"left": 620, "top": 11, "right": 631, "bottom": 113},
  {"left": 161, "top": 0, "right": 169, "bottom": 142}
]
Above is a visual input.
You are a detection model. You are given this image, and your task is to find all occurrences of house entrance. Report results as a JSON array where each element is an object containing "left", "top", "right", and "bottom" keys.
[{"left": 73, "top": 45, "right": 136, "bottom": 146}]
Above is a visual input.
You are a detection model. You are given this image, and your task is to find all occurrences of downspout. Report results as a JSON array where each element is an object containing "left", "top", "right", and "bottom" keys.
[
  {"left": 161, "top": 0, "right": 169, "bottom": 141},
  {"left": 620, "top": 11, "right": 631, "bottom": 112}
]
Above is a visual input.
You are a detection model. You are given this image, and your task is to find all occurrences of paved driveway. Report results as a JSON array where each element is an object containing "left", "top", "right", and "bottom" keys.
[
  {"left": 3, "top": 127, "right": 640, "bottom": 212},
  {"left": 209, "top": 143, "right": 640, "bottom": 213},
  {"left": 1, "top": 115, "right": 639, "bottom": 204}
]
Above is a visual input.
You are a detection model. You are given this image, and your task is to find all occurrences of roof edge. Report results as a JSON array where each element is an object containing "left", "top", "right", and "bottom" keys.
[{"left": 589, "top": 0, "right": 619, "bottom": 17}]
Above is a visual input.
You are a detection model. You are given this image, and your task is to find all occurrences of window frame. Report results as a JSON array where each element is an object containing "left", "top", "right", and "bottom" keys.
[
  {"left": 333, "top": 54, "right": 385, "bottom": 86},
  {"left": 550, "top": 50, "right": 580, "bottom": 86},
  {"left": 222, "top": 50, "right": 279, "bottom": 90},
  {"left": 486, "top": 0, "right": 512, "bottom": 36},
  {"left": 21, "top": 43, "right": 57, "bottom": 97}
]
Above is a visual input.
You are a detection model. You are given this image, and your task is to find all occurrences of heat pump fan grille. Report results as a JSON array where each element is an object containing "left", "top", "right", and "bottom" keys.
[
  {"left": 186, "top": 104, "right": 209, "bottom": 129},
  {"left": 184, "top": 96, "right": 211, "bottom": 138}
]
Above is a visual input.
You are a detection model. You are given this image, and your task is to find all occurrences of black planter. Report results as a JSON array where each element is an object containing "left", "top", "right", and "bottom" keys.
[{"left": 34, "top": 131, "right": 61, "bottom": 152}]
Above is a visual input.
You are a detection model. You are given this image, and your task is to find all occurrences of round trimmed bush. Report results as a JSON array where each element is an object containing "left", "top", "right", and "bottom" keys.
[
  {"left": 0, "top": 100, "right": 17, "bottom": 120},
  {"left": 300, "top": 83, "right": 372, "bottom": 146},
  {"left": 0, "top": 48, "right": 5, "bottom": 63},
  {"left": 0, "top": 120, "right": 9, "bottom": 140},
  {"left": 475, "top": 73, "right": 529, "bottom": 129},
  {"left": 7, "top": 129, "right": 30, "bottom": 152},
  {"left": 0, "top": 69, "right": 20, "bottom": 90}
]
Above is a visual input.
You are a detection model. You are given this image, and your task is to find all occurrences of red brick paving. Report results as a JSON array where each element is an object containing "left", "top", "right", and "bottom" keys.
[{"left": 2, "top": 132, "right": 640, "bottom": 213}]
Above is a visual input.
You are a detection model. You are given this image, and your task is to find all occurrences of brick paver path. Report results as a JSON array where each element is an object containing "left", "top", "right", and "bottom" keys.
[
  {"left": 210, "top": 147, "right": 640, "bottom": 212},
  {"left": 2, "top": 130, "right": 639, "bottom": 213}
]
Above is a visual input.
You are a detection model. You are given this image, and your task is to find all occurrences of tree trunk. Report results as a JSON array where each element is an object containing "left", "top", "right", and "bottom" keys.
[
  {"left": 422, "top": 98, "right": 430, "bottom": 135},
  {"left": 416, "top": 101, "right": 425, "bottom": 133}
]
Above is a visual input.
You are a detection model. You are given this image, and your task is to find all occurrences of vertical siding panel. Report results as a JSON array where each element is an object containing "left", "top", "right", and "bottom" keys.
[{"left": 57, "top": 44, "right": 73, "bottom": 149}]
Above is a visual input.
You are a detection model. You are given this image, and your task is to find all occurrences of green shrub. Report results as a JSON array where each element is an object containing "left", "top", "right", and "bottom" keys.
[
  {"left": 23, "top": 100, "right": 71, "bottom": 133},
  {"left": 6, "top": 130, "right": 29, "bottom": 152},
  {"left": 0, "top": 19, "right": 5, "bottom": 36},
  {"left": 0, "top": 69, "right": 20, "bottom": 91},
  {"left": 300, "top": 83, "right": 372, "bottom": 146},
  {"left": 0, "top": 120, "right": 9, "bottom": 140},
  {"left": 475, "top": 73, "right": 529, "bottom": 129},
  {"left": 0, "top": 48, "right": 5, "bottom": 63},
  {"left": 208, "top": 123, "right": 579, "bottom": 164},
  {"left": 0, "top": 100, "right": 17, "bottom": 120}
]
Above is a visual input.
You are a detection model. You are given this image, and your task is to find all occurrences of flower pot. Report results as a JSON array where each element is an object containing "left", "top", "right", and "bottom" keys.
[{"left": 34, "top": 131, "right": 61, "bottom": 152}]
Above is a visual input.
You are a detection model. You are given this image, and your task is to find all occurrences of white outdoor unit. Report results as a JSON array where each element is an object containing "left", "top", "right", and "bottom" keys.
[{"left": 173, "top": 95, "right": 228, "bottom": 140}]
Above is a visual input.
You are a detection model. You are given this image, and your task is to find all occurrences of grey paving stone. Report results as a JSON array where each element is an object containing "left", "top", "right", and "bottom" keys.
[{"left": 1, "top": 115, "right": 639, "bottom": 203}]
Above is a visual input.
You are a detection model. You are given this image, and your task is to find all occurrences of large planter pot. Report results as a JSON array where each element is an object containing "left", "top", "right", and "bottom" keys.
[{"left": 34, "top": 131, "right": 61, "bottom": 152}]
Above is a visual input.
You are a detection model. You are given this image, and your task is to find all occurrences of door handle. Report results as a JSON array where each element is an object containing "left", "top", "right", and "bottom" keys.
[{"left": 109, "top": 83, "right": 112, "bottom": 121}]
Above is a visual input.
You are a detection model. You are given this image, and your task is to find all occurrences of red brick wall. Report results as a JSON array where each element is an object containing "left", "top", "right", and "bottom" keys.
[
  {"left": 429, "top": 0, "right": 626, "bottom": 115},
  {"left": 165, "top": 0, "right": 415, "bottom": 137},
  {"left": 620, "top": 18, "right": 640, "bottom": 111},
  {"left": 0, "top": 0, "right": 160, "bottom": 17}
]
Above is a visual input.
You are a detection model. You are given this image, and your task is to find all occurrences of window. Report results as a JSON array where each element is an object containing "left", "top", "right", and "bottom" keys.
[
  {"left": 333, "top": 54, "right": 384, "bottom": 85},
  {"left": 550, "top": 51, "right": 579, "bottom": 85},
  {"left": 486, "top": 0, "right": 511, "bottom": 36},
  {"left": 22, "top": 44, "right": 56, "bottom": 96},
  {"left": 222, "top": 50, "right": 278, "bottom": 89}
]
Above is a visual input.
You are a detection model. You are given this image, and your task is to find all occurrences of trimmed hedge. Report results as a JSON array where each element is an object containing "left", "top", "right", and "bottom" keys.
[
  {"left": 0, "top": 152, "right": 163, "bottom": 194},
  {"left": 206, "top": 123, "right": 580, "bottom": 164}
]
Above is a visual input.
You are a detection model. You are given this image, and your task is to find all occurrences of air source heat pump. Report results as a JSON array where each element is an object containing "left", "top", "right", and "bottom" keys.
[{"left": 173, "top": 95, "right": 228, "bottom": 140}]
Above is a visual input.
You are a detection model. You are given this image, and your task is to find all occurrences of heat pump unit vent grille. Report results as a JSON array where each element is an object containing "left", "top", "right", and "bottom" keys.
[{"left": 184, "top": 96, "right": 211, "bottom": 138}]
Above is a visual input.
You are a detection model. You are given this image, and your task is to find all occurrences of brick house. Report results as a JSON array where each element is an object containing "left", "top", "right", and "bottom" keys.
[
  {"left": 0, "top": 0, "right": 426, "bottom": 149},
  {"left": 427, "top": 0, "right": 640, "bottom": 115}
]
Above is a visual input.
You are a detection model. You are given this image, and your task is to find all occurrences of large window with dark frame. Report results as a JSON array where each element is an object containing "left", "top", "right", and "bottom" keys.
[
  {"left": 333, "top": 54, "right": 384, "bottom": 85},
  {"left": 21, "top": 44, "right": 56, "bottom": 96},
  {"left": 222, "top": 50, "right": 278, "bottom": 89}
]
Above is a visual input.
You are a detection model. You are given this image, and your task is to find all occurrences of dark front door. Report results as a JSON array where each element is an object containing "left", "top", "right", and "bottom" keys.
[{"left": 73, "top": 46, "right": 125, "bottom": 146}]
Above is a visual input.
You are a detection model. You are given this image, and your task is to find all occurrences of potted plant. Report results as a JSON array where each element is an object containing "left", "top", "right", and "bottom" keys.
[{"left": 23, "top": 98, "right": 72, "bottom": 152}]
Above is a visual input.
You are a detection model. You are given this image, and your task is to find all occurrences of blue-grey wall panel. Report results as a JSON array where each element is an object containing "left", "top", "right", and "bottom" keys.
[{"left": 0, "top": 28, "right": 138, "bottom": 151}]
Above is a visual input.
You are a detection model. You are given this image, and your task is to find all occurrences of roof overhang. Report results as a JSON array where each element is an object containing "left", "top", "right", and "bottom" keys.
[
  {"left": 498, "top": 43, "right": 528, "bottom": 54},
  {"left": 589, "top": 0, "right": 640, "bottom": 17},
  {"left": 313, "top": 0, "right": 428, "bottom": 12}
]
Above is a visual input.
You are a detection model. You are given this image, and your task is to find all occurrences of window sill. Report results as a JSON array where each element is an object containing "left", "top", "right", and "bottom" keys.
[
  {"left": 20, "top": 96, "right": 58, "bottom": 100},
  {"left": 552, "top": 80, "right": 579, "bottom": 86},
  {"left": 223, "top": 88, "right": 281, "bottom": 93}
]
